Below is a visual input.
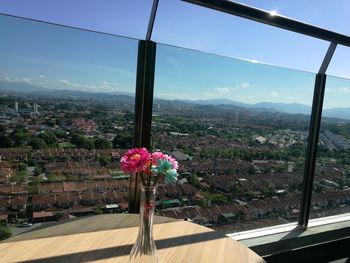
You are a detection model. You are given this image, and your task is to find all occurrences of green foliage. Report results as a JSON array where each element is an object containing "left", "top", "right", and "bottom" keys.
[
  {"left": 18, "top": 163, "right": 27, "bottom": 171},
  {"left": 112, "top": 133, "right": 132, "bottom": 149},
  {"left": 54, "top": 211, "right": 64, "bottom": 221},
  {"left": 99, "top": 156, "right": 111, "bottom": 166},
  {"left": 10, "top": 130, "right": 29, "bottom": 147},
  {"left": 71, "top": 133, "right": 94, "bottom": 150},
  {"left": 230, "top": 183, "right": 241, "bottom": 195},
  {"left": 94, "top": 205, "right": 103, "bottom": 215},
  {"left": 94, "top": 138, "right": 112, "bottom": 149},
  {"left": 262, "top": 184, "right": 276, "bottom": 198},
  {"left": 0, "top": 124, "right": 7, "bottom": 134},
  {"left": 0, "top": 135, "right": 13, "bottom": 147},
  {"left": 187, "top": 175, "right": 200, "bottom": 187},
  {"left": 28, "top": 138, "right": 48, "bottom": 149},
  {"left": 0, "top": 227, "right": 11, "bottom": 240},
  {"left": 39, "top": 132, "right": 58, "bottom": 147},
  {"left": 10, "top": 170, "right": 27, "bottom": 183},
  {"left": 203, "top": 192, "right": 228, "bottom": 205},
  {"left": 28, "top": 176, "right": 42, "bottom": 194}
]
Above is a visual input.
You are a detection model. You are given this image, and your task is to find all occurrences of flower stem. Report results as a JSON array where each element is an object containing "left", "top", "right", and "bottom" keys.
[{"left": 140, "top": 173, "right": 147, "bottom": 186}]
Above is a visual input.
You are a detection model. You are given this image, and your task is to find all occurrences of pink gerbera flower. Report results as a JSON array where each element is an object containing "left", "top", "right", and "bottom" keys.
[
  {"left": 120, "top": 148, "right": 151, "bottom": 173},
  {"left": 152, "top": 151, "right": 165, "bottom": 165},
  {"left": 163, "top": 154, "right": 179, "bottom": 170}
]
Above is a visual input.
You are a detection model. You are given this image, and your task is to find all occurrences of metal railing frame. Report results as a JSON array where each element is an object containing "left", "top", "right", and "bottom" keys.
[{"left": 131, "top": 0, "right": 350, "bottom": 228}]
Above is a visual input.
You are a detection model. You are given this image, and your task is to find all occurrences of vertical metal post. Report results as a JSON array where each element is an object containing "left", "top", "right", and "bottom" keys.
[
  {"left": 128, "top": 40, "right": 157, "bottom": 213},
  {"left": 298, "top": 73, "right": 326, "bottom": 228},
  {"left": 298, "top": 42, "right": 336, "bottom": 228}
]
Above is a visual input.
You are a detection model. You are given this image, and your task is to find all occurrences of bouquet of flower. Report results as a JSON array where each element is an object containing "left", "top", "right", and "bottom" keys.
[{"left": 120, "top": 148, "right": 179, "bottom": 186}]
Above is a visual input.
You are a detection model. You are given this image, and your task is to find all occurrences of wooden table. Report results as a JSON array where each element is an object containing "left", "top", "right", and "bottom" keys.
[{"left": 0, "top": 214, "right": 265, "bottom": 263}]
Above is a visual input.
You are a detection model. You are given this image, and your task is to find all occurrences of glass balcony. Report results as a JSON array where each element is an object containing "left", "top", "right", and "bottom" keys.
[
  {"left": 312, "top": 75, "right": 350, "bottom": 219},
  {"left": 0, "top": 13, "right": 137, "bottom": 227},
  {"left": 0, "top": 2, "right": 349, "bottom": 262},
  {"left": 153, "top": 43, "right": 315, "bottom": 232}
]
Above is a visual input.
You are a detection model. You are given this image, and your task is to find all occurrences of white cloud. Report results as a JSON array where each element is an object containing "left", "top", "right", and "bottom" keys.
[
  {"left": 213, "top": 82, "right": 251, "bottom": 95},
  {"left": 1, "top": 74, "right": 31, "bottom": 83},
  {"left": 38, "top": 75, "right": 46, "bottom": 79},
  {"left": 337, "top": 87, "right": 350, "bottom": 94},
  {"left": 238, "top": 82, "right": 251, "bottom": 89},
  {"left": 215, "top": 87, "right": 231, "bottom": 94},
  {"left": 57, "top": 79, "right": 81, "bottom": 88},
  {"left": 0, "top": 75, "right": 11, "bottom": 82},
  {"left": 58, "top": 79, "right": 71, "bottom": 85},
  {"left": 270, "top": 91, "right": 278, "bottom": 97},
  {"left": 21, "top": 78, "right": 31, "bottom": 83},
  {"left": 325, "top": 88, "right": 333, "bottom": 93},
  {"left": 57, "top": 79, "right": 125, "bottom": 93}
]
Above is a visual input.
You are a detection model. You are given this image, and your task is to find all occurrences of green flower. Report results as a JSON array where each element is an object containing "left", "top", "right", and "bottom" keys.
[
  {"left": 156, "top": 159, "right": 179, "bottom": 184},
  {"left": 164, "top": 169, "right": 178, "bottom": 184}
]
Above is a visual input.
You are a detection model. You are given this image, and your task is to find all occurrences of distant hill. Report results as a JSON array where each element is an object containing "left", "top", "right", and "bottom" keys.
[
  {"left": 1, "top": 80, "right": 349, "bottom": 120},
  {"left": 252, "top": 102, "right": 311, "bottom": 115},
  {"left": 0, "top": 80, "right": 49, "bottom": 94},
  {"left": 186, "top": 99, "right": 311, "bottom": 114},
  {"left": 0, "top": 80, "right": 135, "bottom": 104},
  {"left": 323, "top": 108, "right": 350, "bottom": 120},
  {"left": 186, "top": 98, "right": 248, "bottom": 108}
]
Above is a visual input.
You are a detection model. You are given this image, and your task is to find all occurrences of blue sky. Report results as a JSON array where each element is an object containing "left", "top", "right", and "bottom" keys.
[{"left": 0, "top": 0, "right": 349, "bottom": 108}]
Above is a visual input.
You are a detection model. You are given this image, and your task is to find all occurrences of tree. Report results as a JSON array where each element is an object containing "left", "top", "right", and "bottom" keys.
[
  {"left": 113, "top": 133, "right": 132, "bottom": 149},
  {"left": 28, "top": 138, "right": 48, "bottom": 150},
  {"left": 0, "top": 227, "right": 11, "bottom": 241},
  {"left": 211, "top": 193, "right": 228, "bottom": 205},
  {"left": 71, "top": 133, "right": 94, "bottom": 150},
  {"left": 39, "top": 132, "right": 57, "bottom": 147},
  {"left": 94, "top": 205, "right": 103, "bottom": 215},
  {"left": 94, "top": 138, "right": 112, "bottom": 149},
  {"left": 99, "top": 156, "right": 110, "bottom": 166},
  {"left": 0, "top": 124, "right": 7, "bottom": 134},
  {"left": 18, "top": 163, "right": 27, "bottom": 171},
  {"left": 10, "top": 130, "right": 29, "bottom": 147},
  {"left": 187, "top": 175, "right": 200, "bottom": 188},
  {"left": 0, "top": 135, "right": 12, "bottom": 147},
  {"left": 262, "top": 184, "right": 276, "bottom": 198},
  {"left": 82, "top": 139, "right": 94, "bottom": 150},
  {"left": 10, "top": 171, "right": 27, "bottom": 183}
]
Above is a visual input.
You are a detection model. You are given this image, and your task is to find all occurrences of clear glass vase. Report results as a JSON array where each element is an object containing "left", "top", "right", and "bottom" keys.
[{"left": 129, "top": 185, "right": 158, "bottom": 263}]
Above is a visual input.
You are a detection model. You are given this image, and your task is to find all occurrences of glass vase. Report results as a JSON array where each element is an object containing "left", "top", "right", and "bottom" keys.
[{"left": 129, "top": 185, "right": 158, "bottom": 263}]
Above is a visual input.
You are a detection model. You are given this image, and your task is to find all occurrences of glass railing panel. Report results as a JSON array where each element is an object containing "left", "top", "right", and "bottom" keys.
[
  {"left": 154, "top": 0, "right": 329, "bottom": 73},
  {"left": 0, "top": 14, "right": 137, "bottom": 237},
  {"left": 153, "top": 43, "right": 315, "bottom": 233},
  {"left": 311, "top": 75, "right": 350, "bottom": 219},
  {"left": 0, "top": 0, "right": 153, "bottom": 39}
]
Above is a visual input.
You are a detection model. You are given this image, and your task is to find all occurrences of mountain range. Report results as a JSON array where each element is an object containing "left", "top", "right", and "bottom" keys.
[
  {"left": 1, "top": 80, "right": 349, "bottom": 120},
  {"left": 184, "top": 99, "right": 350, "bottom": 120}
]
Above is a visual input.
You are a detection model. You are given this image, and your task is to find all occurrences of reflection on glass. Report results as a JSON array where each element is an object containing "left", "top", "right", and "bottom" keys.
[
  {"left": 312, "top": 76, "right": 350, "bottom": 219},
  {"left": 153, "top": 44, "right": 315, "bottom": 233},
  {"left": 0, "top": 14, "right": 137, "bottom": 234}
]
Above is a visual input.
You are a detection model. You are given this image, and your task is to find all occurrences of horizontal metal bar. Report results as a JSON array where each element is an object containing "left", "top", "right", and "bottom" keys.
[{"left": 182, "top": 0, "right": 350, "bottom": 47}]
